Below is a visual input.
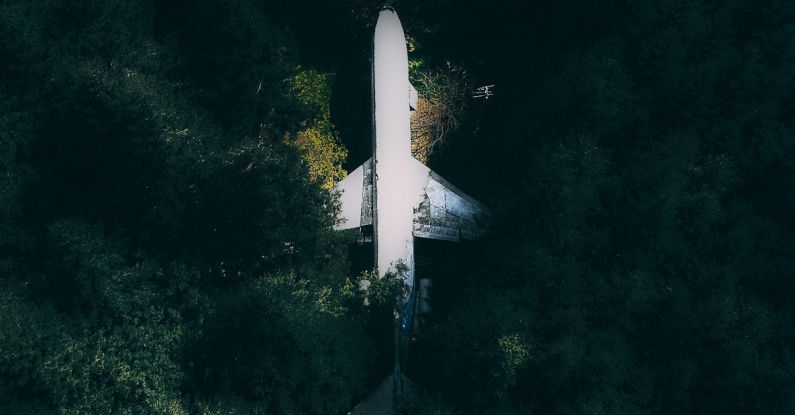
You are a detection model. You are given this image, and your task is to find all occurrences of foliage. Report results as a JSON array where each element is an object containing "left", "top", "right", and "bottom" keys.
[
  {"left": 399, "top": 391, "right": 459, "bottom": 415},
  {"left": 185, "top": 274, "right": 371, "bottom": 414},
  {"left": 2, "top": 0, "right": 794, "bottom": 414},
  {"left": 291, "top": 69, "right": 348, "bottom": 189},
  {"left": 410, "top": 64, "right": 472, "bottom": 163},
  {"left": 0, "top": 0, "right": 378, "bottom": 413},
  {"left": 411, "top": 0, "right": 795, "bottom": 414}
]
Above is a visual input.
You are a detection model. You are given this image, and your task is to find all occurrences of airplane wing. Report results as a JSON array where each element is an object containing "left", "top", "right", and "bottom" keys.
[
  {"left": 334, "top": 156, "right": 487, "bottom": 240},
  {"left": 408, "top": 158, "right": 488, "bottom": 242},
  {"left": 334, "top": 158, "right": 373, "bottom": 230}
]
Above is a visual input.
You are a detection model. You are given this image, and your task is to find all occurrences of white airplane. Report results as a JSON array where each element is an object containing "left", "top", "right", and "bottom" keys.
[
  {"left": 335, "top": 6, "right": 486, "bottom": 305},
  {"left": 341, "top": 7, "right": 487, "bottom": 413}
]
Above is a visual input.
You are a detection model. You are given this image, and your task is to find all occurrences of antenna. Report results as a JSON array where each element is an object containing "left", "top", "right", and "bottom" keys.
[{"left": 473, "top": 84, "right": 495, "bottom": 99}]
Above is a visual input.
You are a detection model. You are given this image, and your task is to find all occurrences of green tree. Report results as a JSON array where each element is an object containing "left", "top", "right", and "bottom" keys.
[
  {"left": 0, "top": 0, "right": 384, "bottom": 413},
  {"left": 410, "top": 0, "right": 795, "bottom": 413},
  {"left": 291, "top": 68, "right": 348, "bottom": 189}
]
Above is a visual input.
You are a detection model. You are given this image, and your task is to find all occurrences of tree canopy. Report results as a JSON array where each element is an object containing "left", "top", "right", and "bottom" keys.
[
  {"left": 406, "top": 0, "right": 795, "bottom": 413},
  {"left": 0, "top": 1, "right": 387, "bottom": 413},
  {"left": 1, "top": 0, "right": 794, "bottom": 414}
]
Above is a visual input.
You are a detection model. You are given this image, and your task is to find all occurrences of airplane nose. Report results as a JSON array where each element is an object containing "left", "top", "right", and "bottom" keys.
[
  {"left": 378, "top": 6, "right": 399, "bottom": 24},
  {"left": 376, "top": 7, "right": 404, "bottom": 34}
]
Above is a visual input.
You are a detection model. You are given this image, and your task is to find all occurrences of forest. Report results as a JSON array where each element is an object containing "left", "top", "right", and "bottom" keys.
[{"left": 1, "top": 0, "right": 794, "bottom": 413}]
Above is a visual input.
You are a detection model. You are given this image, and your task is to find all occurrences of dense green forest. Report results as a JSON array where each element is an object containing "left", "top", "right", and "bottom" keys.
[{"left": 1, "top": 0, "right": 794, "bottom": 414}]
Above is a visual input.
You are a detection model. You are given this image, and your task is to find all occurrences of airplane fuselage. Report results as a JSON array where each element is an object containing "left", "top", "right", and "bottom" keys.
[
  {"left": 335, "top": 8, "right": 485, "bottom": 297},
  {"left": 371, "top": 8, "right": 422, "bottom": 285}
]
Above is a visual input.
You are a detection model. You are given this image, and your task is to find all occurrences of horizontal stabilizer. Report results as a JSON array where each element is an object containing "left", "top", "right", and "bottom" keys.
[{"left": 348, "top": 373, "right": 416, "bottom": 415}]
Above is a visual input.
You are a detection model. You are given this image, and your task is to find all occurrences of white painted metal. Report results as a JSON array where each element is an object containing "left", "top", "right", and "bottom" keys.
[
  {"left": 372, "top": 7, "right": 423, "bottom": 287},
  {"left": 408, "top": 82, "right": 418, "bottom": 110},
  {"left": 343, "top": 9, "right": 488, "bottom": 411},
  {"left": 334, "top": 8, "right": 486, "bottom": 295},
  {"left": 335, "top": 162, "right": 365, "bottom": 230}
]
